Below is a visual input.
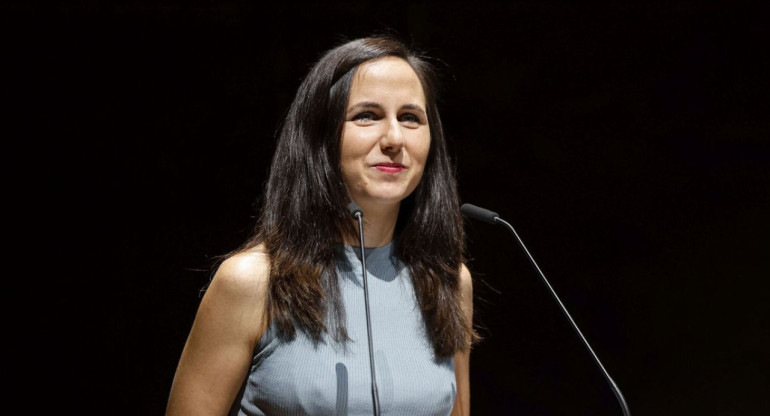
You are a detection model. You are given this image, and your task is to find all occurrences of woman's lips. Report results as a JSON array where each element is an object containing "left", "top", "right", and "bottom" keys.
[{"left": 373, "top": 163, "right": 405, "bottom": 173}]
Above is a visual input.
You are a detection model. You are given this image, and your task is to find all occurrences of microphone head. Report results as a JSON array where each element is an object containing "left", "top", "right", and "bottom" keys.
[
  {"left": 461, "top": 203, "right": 499, "bottom": 224},
  {"left": 347, "top": 202, "right": 363, "bottom": 219}
]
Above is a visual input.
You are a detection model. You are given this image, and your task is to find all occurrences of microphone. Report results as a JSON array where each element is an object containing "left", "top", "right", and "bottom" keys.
[
  {"left": 459, "top": 203, "right": 499, "bottom": 224},
  {"left": 346, "top": 202, "right": 380, "bottom": 416},
  {"left": 461, "top": 203, "right": 631, "bottom": 416}
]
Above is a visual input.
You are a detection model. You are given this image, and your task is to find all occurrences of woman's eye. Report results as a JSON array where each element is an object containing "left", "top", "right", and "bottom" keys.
[
  {"left": 400, "top": 113, "right": 421, "bottom": 124},
  {"left": 353, "top": 112, "right": 375, "bottom": 122}
]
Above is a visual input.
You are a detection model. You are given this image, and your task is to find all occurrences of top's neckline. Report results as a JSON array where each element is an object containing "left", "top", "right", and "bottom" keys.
[{"left": 336, "top": 240, "right": 395, "bottom": 263}]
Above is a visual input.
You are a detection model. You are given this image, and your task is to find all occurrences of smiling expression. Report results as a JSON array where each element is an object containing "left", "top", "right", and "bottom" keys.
[{"left": 340, "top": 57, "right": 431, "bottom": 211}]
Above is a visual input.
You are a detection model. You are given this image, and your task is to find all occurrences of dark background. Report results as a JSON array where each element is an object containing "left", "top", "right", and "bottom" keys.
[{"left": 14, "top": 1, "right": 769, "bottom": 415}]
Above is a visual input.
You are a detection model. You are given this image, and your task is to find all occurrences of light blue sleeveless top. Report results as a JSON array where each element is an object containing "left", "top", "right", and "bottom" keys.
[{"left": 230, "top": 242, "right": 456, "bottom": 415}]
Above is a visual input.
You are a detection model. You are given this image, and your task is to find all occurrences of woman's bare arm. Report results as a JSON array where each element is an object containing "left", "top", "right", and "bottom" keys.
[
  {"left": 451, "top": 263, "right": 474, "bottom": 416},
  {"left": 165, "top": 249, "right": 270, "bottom": 416}
]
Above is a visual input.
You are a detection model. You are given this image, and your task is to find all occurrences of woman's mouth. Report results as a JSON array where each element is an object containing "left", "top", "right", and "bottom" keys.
[{"left": 373, "top": 163, "right": 405, "bottom": 173}]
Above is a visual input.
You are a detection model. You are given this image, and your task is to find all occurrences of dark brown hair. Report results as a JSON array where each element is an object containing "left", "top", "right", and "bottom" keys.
[{"left": 233, "top": 35, "right": 475, "bottom": 357}]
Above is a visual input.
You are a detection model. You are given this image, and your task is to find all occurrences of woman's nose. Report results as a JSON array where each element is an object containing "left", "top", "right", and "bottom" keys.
[{"left": 380, "top": 118, "right": 404, "bottom": 151}]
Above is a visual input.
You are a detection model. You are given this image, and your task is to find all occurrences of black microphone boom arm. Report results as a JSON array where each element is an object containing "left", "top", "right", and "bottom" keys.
[
  {"left": 461, "top": 203, "right": 631, "bottom": 416},
  {"left": 347, "top": 202, "right": 381, "bottom": 416}
]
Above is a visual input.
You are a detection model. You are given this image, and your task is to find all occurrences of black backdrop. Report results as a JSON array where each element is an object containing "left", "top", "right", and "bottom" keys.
[{"left": 17, "top": 1, "right": 769, "bottom": 415}]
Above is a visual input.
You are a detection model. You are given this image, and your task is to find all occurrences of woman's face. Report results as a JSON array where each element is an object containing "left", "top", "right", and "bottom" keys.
[{"left": 340, "top": 57, "right": 431, "bottom": 211}]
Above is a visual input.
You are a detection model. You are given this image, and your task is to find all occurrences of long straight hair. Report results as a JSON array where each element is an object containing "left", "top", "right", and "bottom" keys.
[{"left": 234, "top": 35, "right": 476, "bottom": 357}]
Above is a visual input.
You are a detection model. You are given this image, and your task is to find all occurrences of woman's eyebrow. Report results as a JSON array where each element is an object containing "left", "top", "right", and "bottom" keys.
[
  {"left": 347, "top": 101, "right": 382, "bottom": 112},
  {"left": 401, "top": 103, "right": 426, "bottom": 114},
  {"left": 347, "top": 101, "right": 427, "bottom": 114}
]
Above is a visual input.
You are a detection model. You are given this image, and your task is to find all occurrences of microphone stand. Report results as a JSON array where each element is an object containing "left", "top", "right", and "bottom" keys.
[
  {"left": 461, "top": 203, "right": 631, "bottom": 416},
  {"left": 348, "top": 202, "right": 381, "bottom": 416}
]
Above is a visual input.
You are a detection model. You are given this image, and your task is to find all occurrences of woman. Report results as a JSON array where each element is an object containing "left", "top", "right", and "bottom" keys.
[{"left": 166, "top": 35, "right": 477, "bottom": 416}]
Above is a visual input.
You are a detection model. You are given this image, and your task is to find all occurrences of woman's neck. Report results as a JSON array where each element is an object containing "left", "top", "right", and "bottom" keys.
[{"left": 345, "top": 201, "right": 399, "bottom": 248}]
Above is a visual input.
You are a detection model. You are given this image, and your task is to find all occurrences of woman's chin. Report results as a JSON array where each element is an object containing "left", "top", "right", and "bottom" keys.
[{"left": 354, "top": 193, "right": 409, "bottom": 209}]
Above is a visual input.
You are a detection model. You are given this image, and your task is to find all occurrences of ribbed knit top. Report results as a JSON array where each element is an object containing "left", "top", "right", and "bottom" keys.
[{"left": 229, "top": 241, "right": 457, "bottom": 416}]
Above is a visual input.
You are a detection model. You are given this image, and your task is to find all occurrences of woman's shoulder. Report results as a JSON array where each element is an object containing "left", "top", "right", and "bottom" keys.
[
  {"left": 184, "top": 245, "right": 271, "bottom": 372},
  {"left": 457, "top": 263, "right": 473, "bottom": 304},
  {"left": 208, "top": 244, "right": 271, "bottom": 300},
  {"left": 458, "top": 263, "right": 472, "bottom": 283}
]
